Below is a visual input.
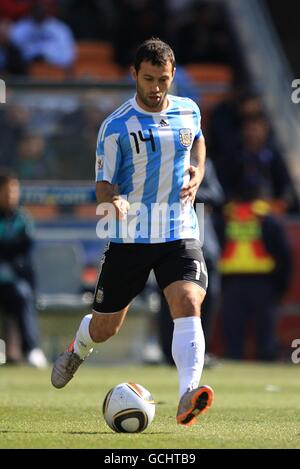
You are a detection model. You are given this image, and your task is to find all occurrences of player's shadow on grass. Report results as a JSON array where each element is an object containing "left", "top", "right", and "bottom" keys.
[
  {"left": 0, "top": 430, "right": 111, "bottom": 435},
  {"left": 0, "top": 430, "right": 173, "bottom": 435}
]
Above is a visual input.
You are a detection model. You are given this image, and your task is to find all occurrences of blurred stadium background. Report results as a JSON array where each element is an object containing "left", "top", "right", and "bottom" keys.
[{"left": 1, "top": 0, "right": 300, "bottom": 366}]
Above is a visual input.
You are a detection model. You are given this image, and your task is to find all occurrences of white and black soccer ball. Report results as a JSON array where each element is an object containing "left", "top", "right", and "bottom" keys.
[{"left": 102, "top": 382, "right": 155, "bottom": 433}]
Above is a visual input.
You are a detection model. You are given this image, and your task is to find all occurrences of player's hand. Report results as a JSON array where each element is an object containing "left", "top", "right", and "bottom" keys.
[
  {"left": 180, "top": 165, "right": 201, "bottom": 205},
  {"left": 112, "top": 197, "right": 130, "bottom": 220}
]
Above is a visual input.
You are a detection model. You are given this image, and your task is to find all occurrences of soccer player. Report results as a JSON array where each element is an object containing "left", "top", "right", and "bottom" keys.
[{"left": 51, "top": 38, "right": 214, "bottom": 427}]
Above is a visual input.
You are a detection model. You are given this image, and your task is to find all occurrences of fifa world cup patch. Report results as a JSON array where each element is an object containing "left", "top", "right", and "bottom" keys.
[
  {"left": 96, "top": 287, "right": 104, "bottom": 303},
  {"left": 179, "top": 128, "right": 192, "bottom": 148},
  {"left": 97, "top": 158, "right": 104, "bottom": 170}
]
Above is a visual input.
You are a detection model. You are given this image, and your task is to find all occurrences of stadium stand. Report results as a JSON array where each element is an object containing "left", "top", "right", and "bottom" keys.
[
  {"left": 76, "top": 40, "right": 114, "bottom": 64},
  {"left": 74, "top": 40, "right": 123, "bottom": 79},
  {"left": 28, "top": 62, "right": 68, "bottom": 80},
  {"left": 74, "top": 62, "right": 123, "bottom": 80},
  {"left": 185, "top": 63, "right": 234, "bottom": 123},
  {"left": 185, "top": 63, "right": 234, "bottom": 84}
]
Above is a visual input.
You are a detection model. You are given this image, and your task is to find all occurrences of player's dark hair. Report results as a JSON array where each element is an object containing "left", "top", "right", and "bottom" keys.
[
  {"left": 0, "top": 167, "right": 18, "bottom": 189},
  {"left": 134, "top": 37, "right": 176, "bottom": 72}
]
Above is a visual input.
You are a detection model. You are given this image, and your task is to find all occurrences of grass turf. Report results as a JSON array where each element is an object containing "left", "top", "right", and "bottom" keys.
[{"left": 0, "top": 361, "right": 299, "bottom": 449}]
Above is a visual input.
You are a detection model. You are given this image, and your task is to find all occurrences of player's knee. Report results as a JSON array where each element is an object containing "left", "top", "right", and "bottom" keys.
[{"left": 176, "top": 294, "right": 200, "bottom": 316}]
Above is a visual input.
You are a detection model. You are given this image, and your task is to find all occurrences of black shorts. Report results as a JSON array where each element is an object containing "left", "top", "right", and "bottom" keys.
[{"left": 92, "top": 239, "right": 208, "bottom": 313}]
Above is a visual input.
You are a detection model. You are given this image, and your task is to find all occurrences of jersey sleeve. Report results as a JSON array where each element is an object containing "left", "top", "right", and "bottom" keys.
[
  {"left": 95, "top": 120, "right": 122, "bottom": 184},
  {"left": 193, "top": 101, "right": 202, "bottom": 139}
]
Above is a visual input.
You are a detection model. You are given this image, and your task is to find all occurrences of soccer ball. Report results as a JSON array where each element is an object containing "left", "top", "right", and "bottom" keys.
[{"left": 102, "top": 382, "right": 155, "bottom": 433}]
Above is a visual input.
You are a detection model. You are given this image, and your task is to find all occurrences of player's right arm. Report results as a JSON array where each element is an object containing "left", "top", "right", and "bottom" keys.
[
  {"left": 96, "top": 182, "right": 130, "bottom": 221},
  {"left": 95, "top": 118, "right": 130, "bottom": 221}
]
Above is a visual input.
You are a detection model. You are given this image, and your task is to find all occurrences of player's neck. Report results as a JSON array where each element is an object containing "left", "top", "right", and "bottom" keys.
[{"left": 135, "top": 95, "right": 169, "bottom": 113}]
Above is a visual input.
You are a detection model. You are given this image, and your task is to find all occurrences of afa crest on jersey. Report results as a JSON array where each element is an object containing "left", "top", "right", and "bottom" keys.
[{"left": 179, "top": 128, "right": 193, "bottom": 148}]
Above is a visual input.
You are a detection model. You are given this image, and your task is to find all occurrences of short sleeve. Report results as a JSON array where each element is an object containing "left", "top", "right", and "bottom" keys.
[
  {"left": 95, "top": 122, "right": 122, "bottom": 184},
  {"left": 193, "top": 101, "right": 202, "bottom": 140}
]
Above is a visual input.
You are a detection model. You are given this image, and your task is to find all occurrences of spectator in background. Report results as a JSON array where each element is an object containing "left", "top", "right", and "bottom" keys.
[
  {"left": 216, "top": 182, "right": 293, "bottom": 361},
  {"left": 53, "top": 99, "right": 105, "bottom": 180},
  {"left": 208, "top": 89, "right": 295, "bottom": 211},
  {"left": 164, "top": 0, "right": 197, "bottom": 45},
  {"left": 0, "top": 168, "right": 47, "bottom": 367},
  {"left": 174, "top": 1, "right": 235, "bottom": 66},
  {"left": 113, "top": 0, "right": 167, "bottom": 68},
  {"left": 0, "top": 104, "right": 29, "bottom": 169},
  {"left": 61, "top": 0, "right": 117, "bottom": 41},
  {"left": 238, "top": 92, "right": 266, "bottom": 121},
  {"left": 16, "top": 132, "right": 49, "bottom": 179},
  {"left": 9, "top": 0, "right": 76, "bottom": 69},
  {"left": 232, "top": 115, "right": 294, "bottom": 211},
  {"left": 208, "top": 89, "right": 265, "bottom": 195},
  {"left": 0, "top": 20, "right": 27, "bottom": 76}
]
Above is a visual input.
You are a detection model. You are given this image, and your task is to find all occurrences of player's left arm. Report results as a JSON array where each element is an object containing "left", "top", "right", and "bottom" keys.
[{"left": 180, "top": 135, "right": 206, "bottom": 204}]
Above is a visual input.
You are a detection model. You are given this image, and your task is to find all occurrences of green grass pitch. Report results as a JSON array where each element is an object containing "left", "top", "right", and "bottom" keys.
[{"left": 0, "top": 361, "right": 299, "bottom": 449}]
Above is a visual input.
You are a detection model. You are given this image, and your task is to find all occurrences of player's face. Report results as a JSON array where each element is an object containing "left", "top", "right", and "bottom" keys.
[
  {"left": 132, "top": 60, "right": 175, "bottom": 112},
  {"left": 0, "top": 179, "right": 20, "bottom": 211}
]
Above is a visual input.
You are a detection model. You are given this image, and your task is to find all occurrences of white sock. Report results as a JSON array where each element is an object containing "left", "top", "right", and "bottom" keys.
[
  {"left": 73, "top": 314, "right": 95, "bottom": 359},
  {"left": 172, "top": 316, "right": 205, "bottom": 399}
]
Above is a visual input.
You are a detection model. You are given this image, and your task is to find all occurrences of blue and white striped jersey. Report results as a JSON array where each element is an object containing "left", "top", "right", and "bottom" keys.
[{"left": 95, "top": 94, "right": 202, "bottom": 243}]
